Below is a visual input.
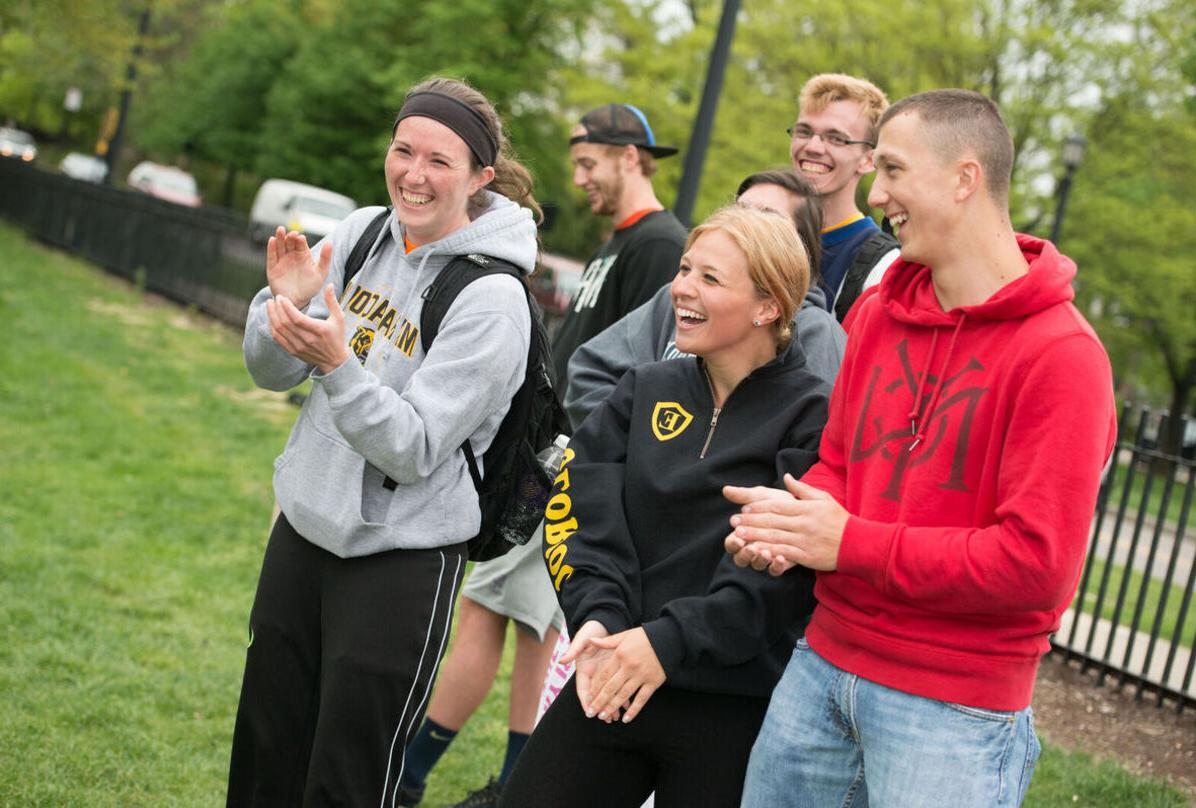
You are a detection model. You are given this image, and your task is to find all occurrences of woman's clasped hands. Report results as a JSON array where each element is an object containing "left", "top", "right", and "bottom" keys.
[{"left": 561, "top": 620, "right": 666, "bottom": 725}]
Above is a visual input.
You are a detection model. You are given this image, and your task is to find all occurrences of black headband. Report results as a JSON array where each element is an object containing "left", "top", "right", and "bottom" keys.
[{"left": 393, "top": 92, "right": 498, "bottom": 167}]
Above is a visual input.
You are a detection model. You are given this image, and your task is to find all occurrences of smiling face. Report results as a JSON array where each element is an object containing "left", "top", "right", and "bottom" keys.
[
  {"left": 566, "top": 140, "right": 626, "bottom": 217},
  {"left": 671, "top": 230, "right": 778, "bottom": 361},
  {"left": 569, "top": 133, "right": 629, "bottom": 217},
  {"left": 789, "top": 99, "right": 875, "bottom": 205},
  {"left": 868, "top": 111, "right": 960, "bottom": 267},
  {"left": 385, "top": 116, "right": 494, "bottom": 246}
]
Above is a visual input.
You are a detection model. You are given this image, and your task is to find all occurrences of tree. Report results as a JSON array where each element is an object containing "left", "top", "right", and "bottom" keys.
[
  {"left": 0, "top": 0, "right": 137, "bottom": 139},
  {"left": 255, "top": 0, "right": 600, "bottom": 210},
  {"left": 1066, "top": 4, "right": 1196, "bottom": 451},
  {"left": 546, "top": 0, "right": 1127, "bottom": 231},
  {"left": 137, "top": 0, "right": 308, "bottom": 206}
]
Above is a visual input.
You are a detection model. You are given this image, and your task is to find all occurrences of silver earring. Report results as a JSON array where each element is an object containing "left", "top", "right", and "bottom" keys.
[{"left": 753, "top": 319, "right": 762, "bottom": 327}]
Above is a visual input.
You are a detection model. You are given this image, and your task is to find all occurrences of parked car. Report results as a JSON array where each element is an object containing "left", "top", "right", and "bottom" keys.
[
  {"left": 249, "top": 179, "right": 357, "bottom": 242},
  {"left": 127, "top": 161, "right": 201, "bottom": 207},
  {"left": 531, "top": 252, "right": 585, "bottom": 332},
  {"left": 0, "top": 127, "right": 37, "bottom": 161},
  {"left": 60, "top": 152, "right": 109, "bottom": 183}
]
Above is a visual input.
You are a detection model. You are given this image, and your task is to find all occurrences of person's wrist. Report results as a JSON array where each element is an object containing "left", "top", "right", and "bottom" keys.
[
  {"left": 317, "top": 350, "right": 349, "bottom": 375},
  {"left": 289, "top": 289, "right": 314, "bottom": 310}
]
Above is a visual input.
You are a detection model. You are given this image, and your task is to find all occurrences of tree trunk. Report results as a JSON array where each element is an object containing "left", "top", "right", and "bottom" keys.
[
  {"left": 1162, "top": 376, "right": 1193, "bottom": 459},
  {"left": 222, "top": 165, "right": 237, "bottom": 211}
]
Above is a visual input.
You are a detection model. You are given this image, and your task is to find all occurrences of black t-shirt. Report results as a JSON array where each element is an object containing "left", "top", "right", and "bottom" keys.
[{"left": 551, "top": 210, "right": 687, "bottom": 387}]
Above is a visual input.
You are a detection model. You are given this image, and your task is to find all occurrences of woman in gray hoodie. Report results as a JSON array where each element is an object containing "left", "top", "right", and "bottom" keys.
[{"left": 227, "top": 77, "right": 541, "bottom": 807}]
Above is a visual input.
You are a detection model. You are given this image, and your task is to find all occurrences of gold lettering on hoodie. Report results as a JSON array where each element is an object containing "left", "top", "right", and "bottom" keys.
[
  {"left": 342, "top": 282, "right": 420, "bottom": 357},
  {"left": 544, "top": 448, "right": 576, "bottom": 591}
]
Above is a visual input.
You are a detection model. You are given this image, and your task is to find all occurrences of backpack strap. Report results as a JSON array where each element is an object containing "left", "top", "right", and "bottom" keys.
[
  {"left": 418, "top": 253, "right": 527, "bottom": 494},
  {"left": 834, "top": 229, "right": 899, "bottom": 322},
  {"left": 342, "top": 208, "right": 392, "bottom": 288}
]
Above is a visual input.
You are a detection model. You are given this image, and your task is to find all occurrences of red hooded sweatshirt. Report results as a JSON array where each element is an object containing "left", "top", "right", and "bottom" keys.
[{"left": 801, "top": 234, "right": 1116, "bottom": 711}]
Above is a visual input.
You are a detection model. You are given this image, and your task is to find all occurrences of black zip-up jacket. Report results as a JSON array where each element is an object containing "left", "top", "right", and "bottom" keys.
[{"left": 543, "top": 339, "right": 830, "bottom": 697}]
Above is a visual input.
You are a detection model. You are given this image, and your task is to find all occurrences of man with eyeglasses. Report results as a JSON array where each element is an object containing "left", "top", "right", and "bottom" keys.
[{"left": 789, "top": 73, "right": 900, "bottom": 321}]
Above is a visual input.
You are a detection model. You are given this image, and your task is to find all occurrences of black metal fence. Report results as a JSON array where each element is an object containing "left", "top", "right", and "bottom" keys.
[
  {"left": 1054, "top": 405, "right": 1196, "bottom": 712},
  {"left": 0, "top": 157, "right": 264, "bottom": 327}
]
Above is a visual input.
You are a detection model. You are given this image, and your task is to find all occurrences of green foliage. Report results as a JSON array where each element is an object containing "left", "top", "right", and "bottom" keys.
[
  {"left": 1066, "top": 1, "right": 1196, "bottom": 419},
  {"left": 255, "top": 0, "right": 600, "bottom": 209},
  {"left": 547, "top": 0, "right": 1133, "bottom": 227},
  {"left": 0, "top": 0, "right": 135, "bottom": 137},
  {"left": 138, "top": 0, "right": 305, "bottom": 173}
]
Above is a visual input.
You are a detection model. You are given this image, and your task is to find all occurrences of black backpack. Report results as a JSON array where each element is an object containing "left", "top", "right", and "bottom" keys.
[
  {"left": 343, "top": 209, "right": 569, "bottom": 561},
  {"left": 833, "top": 229, "right": 900, "bottom": 323}
]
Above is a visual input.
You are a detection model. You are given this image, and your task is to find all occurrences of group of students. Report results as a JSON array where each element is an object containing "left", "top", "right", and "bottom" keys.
[{"left": 226, "top": 70, "right": 1116, "bottom": 808}]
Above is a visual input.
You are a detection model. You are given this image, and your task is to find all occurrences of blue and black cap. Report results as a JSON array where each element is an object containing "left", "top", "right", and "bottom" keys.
[{"left": 570, "top": 103, "right": 678, "bottom": 158}]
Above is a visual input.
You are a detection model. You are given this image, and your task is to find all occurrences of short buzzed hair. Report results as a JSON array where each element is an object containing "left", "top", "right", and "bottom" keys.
[
  {"left": 880, "top": 89, "right": 1014, "bottom": 202},
  {"left": 798, "top": 74, "right": 889, "bottom": 142}
]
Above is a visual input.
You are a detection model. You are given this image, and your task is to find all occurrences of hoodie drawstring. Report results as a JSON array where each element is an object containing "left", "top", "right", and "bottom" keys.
[
  {"left": 907, "top": 329, "right": 938, "bottom": 447},
  {"left": 909, "top": 314, "right": 967, "bottom": 452}
]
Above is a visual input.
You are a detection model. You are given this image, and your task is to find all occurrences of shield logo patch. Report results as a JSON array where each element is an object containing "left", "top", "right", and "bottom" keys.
[{"left": 651, "top": 401, "right": 693, "bottom": 441}]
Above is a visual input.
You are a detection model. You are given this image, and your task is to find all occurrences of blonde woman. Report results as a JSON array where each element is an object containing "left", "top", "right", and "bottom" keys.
[{"left": 500, "top": 207, "right": 830, "bottom": 808}]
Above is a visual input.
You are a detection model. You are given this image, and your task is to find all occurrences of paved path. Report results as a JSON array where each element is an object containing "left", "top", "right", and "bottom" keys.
[{"left": 1056, "top": 610, "right": 1196, "bottom": 700}]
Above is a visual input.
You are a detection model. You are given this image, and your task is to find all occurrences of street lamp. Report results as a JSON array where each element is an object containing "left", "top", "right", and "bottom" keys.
[{"left": 1049, "top": 134, "right": 1087, "bottom": 245}]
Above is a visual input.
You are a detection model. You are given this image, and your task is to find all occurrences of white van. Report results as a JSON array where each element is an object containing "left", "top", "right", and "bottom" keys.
[{"left": 249, "top": 179, "right": 357, "bottom": 242}]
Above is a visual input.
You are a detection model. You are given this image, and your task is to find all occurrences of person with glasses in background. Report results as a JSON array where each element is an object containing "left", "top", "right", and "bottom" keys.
[{"left": 788, "top": 73, "right": 900, "bottom": 322}]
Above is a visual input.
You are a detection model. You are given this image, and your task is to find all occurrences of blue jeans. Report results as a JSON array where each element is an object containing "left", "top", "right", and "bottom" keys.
[{"left": 742, "top": 639, "right": 1040, "bottom": 808}]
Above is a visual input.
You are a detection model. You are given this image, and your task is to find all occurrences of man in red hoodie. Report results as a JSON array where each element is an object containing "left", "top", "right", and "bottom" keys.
[{"left": 724, "top": 89, "right": 1116, "bottom": 806}]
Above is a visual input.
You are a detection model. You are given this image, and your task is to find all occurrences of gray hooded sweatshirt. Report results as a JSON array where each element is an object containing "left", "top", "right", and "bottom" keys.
[
  {"left": 244, "top": 191, "right": 537, "bottom": 558},
  {"left": 564, "top": 283, "right": 845, "bottom": 428}
]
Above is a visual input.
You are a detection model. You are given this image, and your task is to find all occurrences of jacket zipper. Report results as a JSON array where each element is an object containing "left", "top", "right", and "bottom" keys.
[
  {"left": 699, "top": 408, "right": 721, "bottom": 459},
  {"left": 700, "top": 367, "right": 720, "bottom": 459}
]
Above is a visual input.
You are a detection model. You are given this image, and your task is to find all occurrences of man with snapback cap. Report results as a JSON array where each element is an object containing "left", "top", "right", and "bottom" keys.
[
  {"left": 552, "top": 102, "right": 688, "bottom": 387},
  {"left": 397, "top": 103, "right": 685, "bottom": 808}
]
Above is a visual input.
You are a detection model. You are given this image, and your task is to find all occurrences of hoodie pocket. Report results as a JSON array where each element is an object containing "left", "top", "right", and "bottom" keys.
[
  {"left": 274, "top": 385, "right": 350, "bottom": 471},
  {"left": 272, "top": 389, "right": 374, "bottom": 546}
]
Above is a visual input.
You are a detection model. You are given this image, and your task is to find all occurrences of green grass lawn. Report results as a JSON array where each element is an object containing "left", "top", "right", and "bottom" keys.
[
  {"left": 1025, "top": 745, "right": 1189, "bottom": 807},
  {"left": 0, "top": 221, "right": 1187, "bottom": 806}
]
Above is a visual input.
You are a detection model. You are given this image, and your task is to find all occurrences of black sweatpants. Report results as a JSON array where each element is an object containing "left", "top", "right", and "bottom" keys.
[
  {"left": 498, "top": 675, "right": 770, "bottom": 808},
  {"left": 226, "top": 512, "right": 466, "bottom": 808}
]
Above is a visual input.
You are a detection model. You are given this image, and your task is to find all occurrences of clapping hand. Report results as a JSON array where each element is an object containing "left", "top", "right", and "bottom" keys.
[
  {"left": 266, "top": 284, "right": 351, "bottom": 374},
  {"left": 266, "top": 227, "right": 333, "bottom": 309},
  {"left": 723, "top": 474, "right": 848, "bottom": 575}
]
